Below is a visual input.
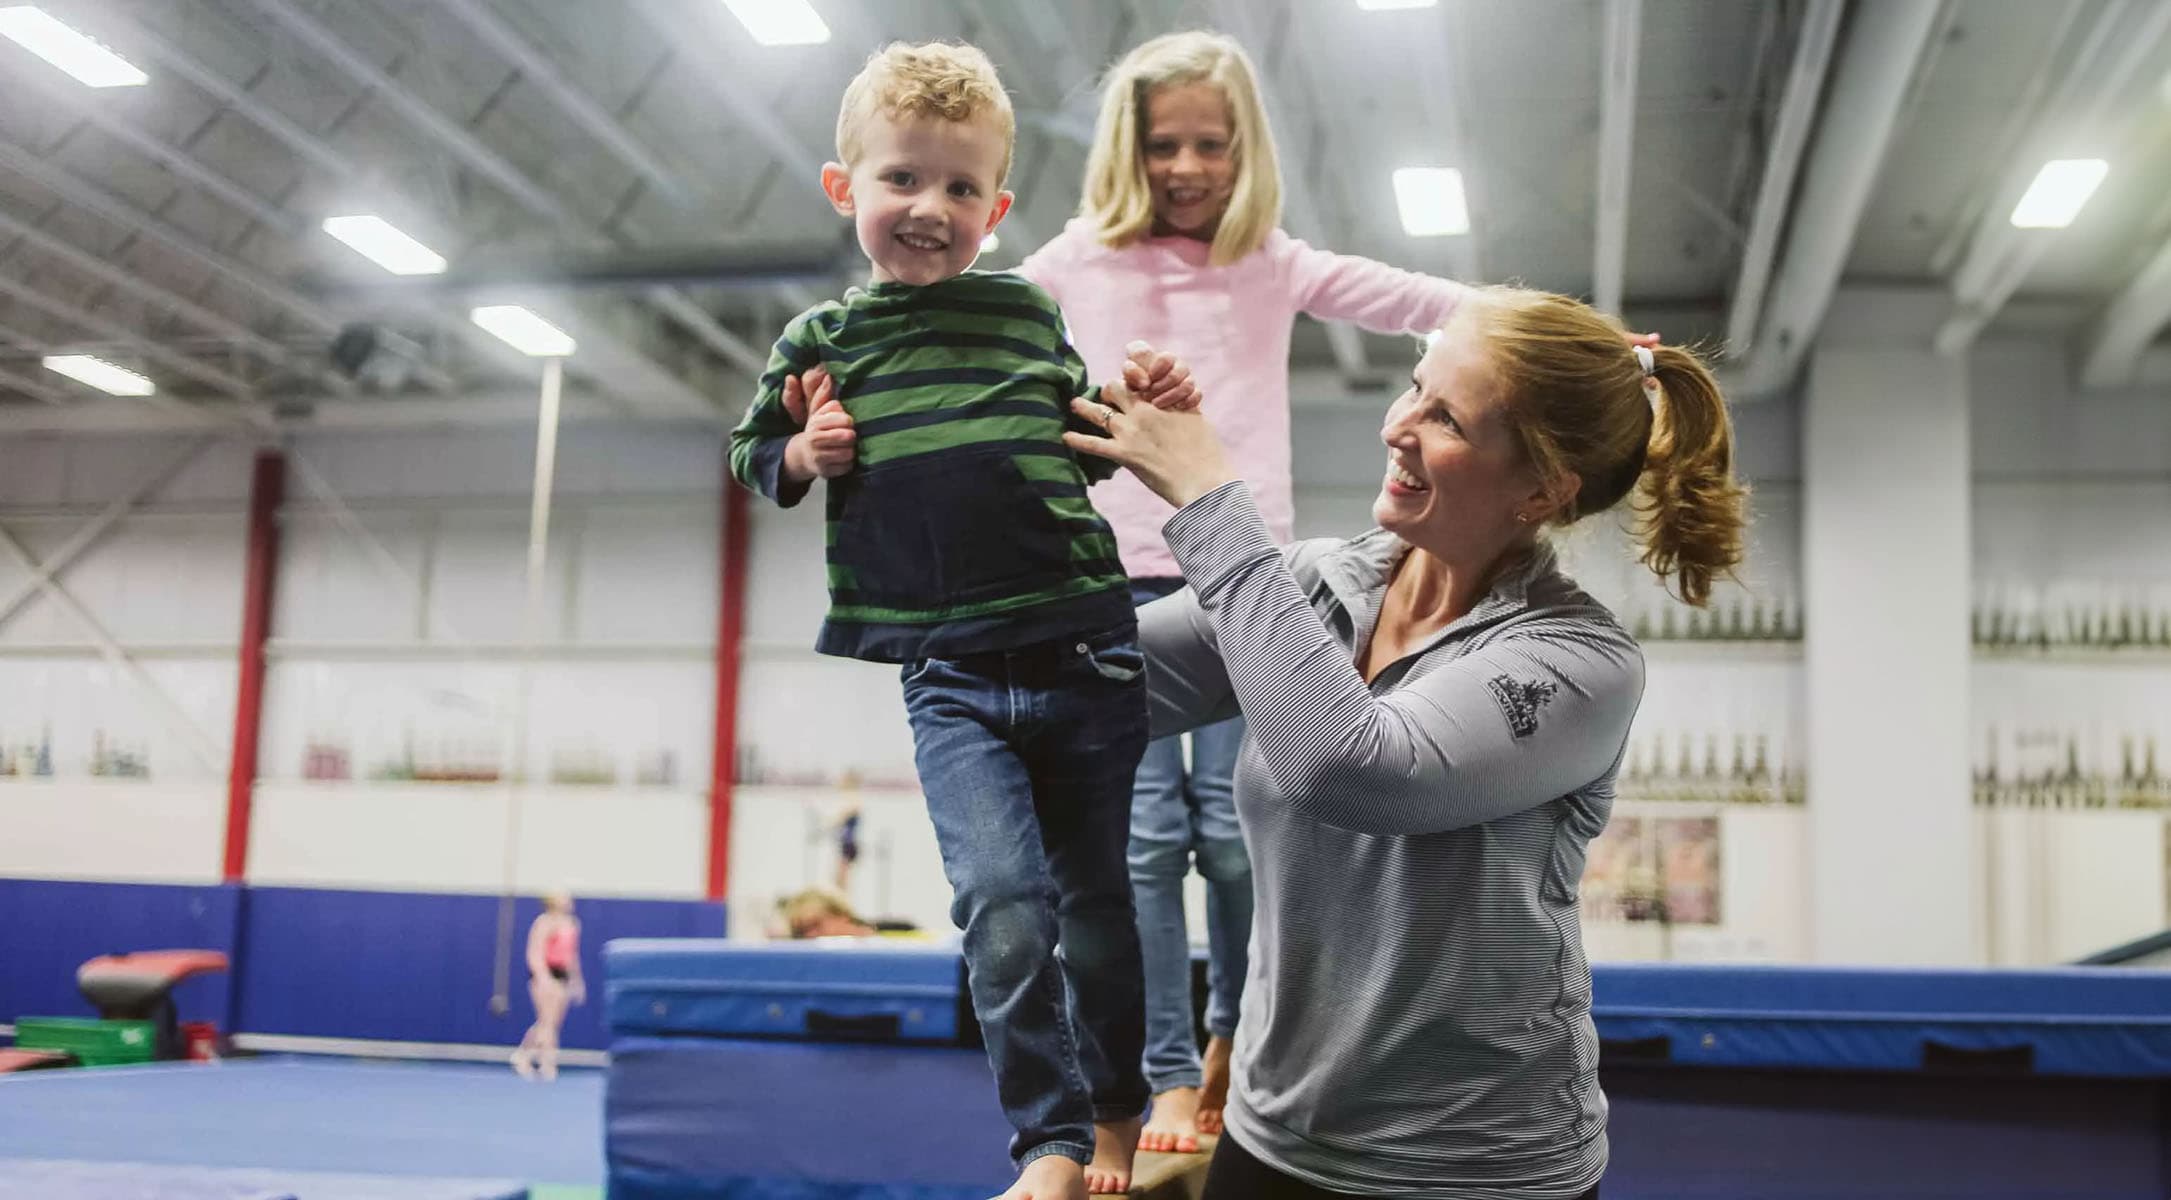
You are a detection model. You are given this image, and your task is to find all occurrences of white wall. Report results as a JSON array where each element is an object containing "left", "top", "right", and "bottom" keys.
[
  {"left": 5, "top": 323, "right": 2165, "bottom": 958},
  {"left": 0, "top": 425, "right": 726, "bottom": 904},
  {"left": 0, "top": 781, "right": 226, "bottom": 884},
  {"left": 247, "top": 782, "right": 708, "bottom": 898}
]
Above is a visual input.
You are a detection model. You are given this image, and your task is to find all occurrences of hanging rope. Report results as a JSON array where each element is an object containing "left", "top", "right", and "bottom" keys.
[{"left": 492, "top": 357, "right": 566, "bottom": 1016}]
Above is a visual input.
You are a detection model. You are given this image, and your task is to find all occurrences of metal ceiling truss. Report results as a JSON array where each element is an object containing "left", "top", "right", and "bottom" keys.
[
  {"left": 1930, "top": 0, "right": 2171, "bottom": 357},
  {"left": 1731, "top": 0, "right": 1944, "bottom": 399},
  {"left": 240, "top": 0, "right": 736, "bottom": 415}
]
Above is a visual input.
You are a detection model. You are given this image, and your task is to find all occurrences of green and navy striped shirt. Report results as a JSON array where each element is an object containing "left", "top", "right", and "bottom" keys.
[{"left": 729, "top": 271, "right": 1132, "bottom": 663}]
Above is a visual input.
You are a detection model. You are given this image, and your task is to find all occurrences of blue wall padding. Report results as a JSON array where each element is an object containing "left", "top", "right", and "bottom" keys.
[
  {"left": 0, "top": 879, "right": 242, "bottom": 1030},
  {"left": 235, "top": 887, "right": 725, "bottom": 1050},
  {"left": 606, "top": 1035, "right": 1009, "bottom": 1198}
]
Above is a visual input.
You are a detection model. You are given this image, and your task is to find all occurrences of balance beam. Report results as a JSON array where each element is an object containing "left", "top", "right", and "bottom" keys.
[{"left": 1129, "top": 1135, "right": 1215, "bottom": 1199}]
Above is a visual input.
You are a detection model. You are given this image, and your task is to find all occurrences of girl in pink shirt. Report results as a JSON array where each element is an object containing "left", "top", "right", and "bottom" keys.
[
  {"left": 511, "top": 890, "right": 583, "bottom": 1081},
  {"left": 1017, "top": 31, "right": 1467, "bottom": 1154}
]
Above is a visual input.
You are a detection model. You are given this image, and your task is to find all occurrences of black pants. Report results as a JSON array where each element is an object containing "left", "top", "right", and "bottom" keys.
[{"left": 1202, "top": 1131, "right": 1600, "bottom": 1200}]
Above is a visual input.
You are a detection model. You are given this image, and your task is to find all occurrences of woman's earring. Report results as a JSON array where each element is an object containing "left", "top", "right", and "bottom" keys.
[{"left": 1515, "top": 512, "right": 1531, "bottom": 524}]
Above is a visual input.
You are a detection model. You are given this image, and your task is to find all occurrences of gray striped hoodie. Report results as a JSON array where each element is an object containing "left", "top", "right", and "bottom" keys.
[{"left": 1141, "top": 482, "right": 1644, "bottom": 1198}]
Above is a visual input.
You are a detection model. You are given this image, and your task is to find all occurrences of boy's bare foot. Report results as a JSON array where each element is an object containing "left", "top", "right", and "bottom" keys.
[
  {"left": 1195, "top": 1036, "right": 1233, "bottom": 1135},
  {"left": 1087, "top": 1119, "right": 1140, "bottom": 1194},
  {"left": 992, "top": 1155, "right": 1086, "bottom": 1200},
  {"left": 1138, "top": 1086, "right": 1200, "bottom": 1153}
]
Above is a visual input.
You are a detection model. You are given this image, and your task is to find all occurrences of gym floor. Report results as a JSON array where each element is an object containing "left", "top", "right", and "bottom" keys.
[{"left": 0, "top": 1057, "right": 603, "bottom": 1199}]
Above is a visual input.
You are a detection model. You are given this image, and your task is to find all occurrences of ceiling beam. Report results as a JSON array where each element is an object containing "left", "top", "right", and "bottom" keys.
[
  {"left": 0, "top": 135, "right": 474, "bottom": 394},
  {"left": 432, "top": 0, "right": 695, "bottom": 208},
  {"left": 10, "top": 60, "right": 302, "bottom": 235},
  {"left": 2075, "top": 237, "right": 2171, "bottom": 389},
  {"left": 245, "top": 0, "right": 581, "bottom": 226},
  {"left": 47, "top": 1, "right": 356, "bottom": 180},
  {"left": 0, "top": 364, "right": 70, "bottom": 405},
  {"left": 0, "top": 274, "right": 254, "bottom": 397},
  {"left": 629, "top": 0, "right": 826, "bottom": 186},
  {"left": 0, "top": 131, "right": 334, "bottom": 330},
  {"left": 0, "top": 205, "right": 293, "bottom": 367},
  {"left": 1725, "top": 0, "right": 1844, "bottom": 358},
  {"left": 645, "top": 287, "right": 766, "bottom": 375},
  {"left": 1593, "top": 0, "right": 1642, "bottom": 315},
  {"left": 1735, "top": 0, "right": 1943, "bottom": 399},
  {"left": 1931, "top": 0, "right": 2171, "bottom": 356},
  {"left": 242, "top": 0, "right": 732, "bottom": 414}
]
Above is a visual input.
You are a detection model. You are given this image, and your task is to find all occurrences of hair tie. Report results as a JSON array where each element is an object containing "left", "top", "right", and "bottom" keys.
[{"left": 1633, "top": 344, "right": 1660, "bottom": 414}]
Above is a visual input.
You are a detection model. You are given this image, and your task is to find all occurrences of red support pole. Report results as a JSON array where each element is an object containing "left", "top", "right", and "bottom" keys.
[
  {"left": 706, "top": 470, "right": 749, "bottom": 901},
  {"left": 222, "top": 449, "right": 285, "bottom": 882}
]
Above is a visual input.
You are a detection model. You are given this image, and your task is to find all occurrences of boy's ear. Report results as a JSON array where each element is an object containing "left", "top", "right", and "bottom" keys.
[
  {"left": 820, "top": 163, "right": 855, "bottom": 216},
  {"left": 983, "top": 190, "right": 1014, "bottom": 234}
]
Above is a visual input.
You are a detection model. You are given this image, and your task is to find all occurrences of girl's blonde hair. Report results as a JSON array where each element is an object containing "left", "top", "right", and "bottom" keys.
[
  {"left": 1079, "top": 31, "right": 1281, "bottom": 265},
  {"left": 1459, "top": 287, "right": 1749, "bottom": 606}
]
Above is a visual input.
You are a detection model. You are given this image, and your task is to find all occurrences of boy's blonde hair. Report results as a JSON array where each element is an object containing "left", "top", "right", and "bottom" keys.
[
  {"left": 836, "top": 41, "right": 1016, "bottom": 184},
  {"left": 1079, "top": 31, "right": 1282, "bottom": 266}
]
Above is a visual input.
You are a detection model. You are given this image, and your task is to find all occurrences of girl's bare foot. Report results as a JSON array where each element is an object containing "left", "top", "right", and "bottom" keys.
[
  {"left": 1195, "top": 1036, "right": 1233, "bottom": 1135},
  {"left": 509, "top": 1049, "right": 535, "bottom": 1080},
  {"left": 1086, "top": 1118, "right": 1140, "bottom": 1194},
  {"left": 992, "top": 1155, "right": 1086, "bottom": 1200},
  {"left": 1138, "top": 1085, "right": 1200, "bottom": 1153}
]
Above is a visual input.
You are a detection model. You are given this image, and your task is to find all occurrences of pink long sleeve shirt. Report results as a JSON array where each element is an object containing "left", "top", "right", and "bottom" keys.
[{"left": 1018, "top": 217, "right": 1468, "bottom": 579}]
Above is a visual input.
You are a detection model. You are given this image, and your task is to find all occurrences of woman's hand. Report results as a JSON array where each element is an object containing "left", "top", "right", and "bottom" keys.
[{"left": 1064, "top": 379, "right": 1237, "bottom": 509}]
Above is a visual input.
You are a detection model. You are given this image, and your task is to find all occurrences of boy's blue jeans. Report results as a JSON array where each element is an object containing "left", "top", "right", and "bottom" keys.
[
  {"left": 901, "top": 622, "right": 1150, "bottom": 1168},
  {"left": 1130, "top": 579, "right": 1253, "bottom": 1094}
]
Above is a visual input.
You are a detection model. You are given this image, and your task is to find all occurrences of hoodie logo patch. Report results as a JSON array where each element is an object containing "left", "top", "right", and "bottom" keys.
[{"left": 1488, "top": 674, "right": 1558, "bottom": 739}]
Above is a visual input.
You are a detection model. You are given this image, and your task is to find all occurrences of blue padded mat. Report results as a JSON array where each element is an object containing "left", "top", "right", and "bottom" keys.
[
  {"left": 1590, "top": 963, "right": 2171, "bottom": 1076},
  {"left": 605, "top": 939, "right": 965, "bottom": 1043},
  {"left": 606, "top": 1035, "right": 1008, "bottom": 1198},
  {"left": 0, "top": 1159, "right": 525, "bottom": 1199}
]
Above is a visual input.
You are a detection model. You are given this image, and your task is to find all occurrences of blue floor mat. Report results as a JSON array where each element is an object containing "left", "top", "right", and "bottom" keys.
[
  {"left": 0, "top": 1158, "right": 527, "bottom": 1199},
  {"left": 0, "top": 1059, "right": 601, "bottom": 1186}
]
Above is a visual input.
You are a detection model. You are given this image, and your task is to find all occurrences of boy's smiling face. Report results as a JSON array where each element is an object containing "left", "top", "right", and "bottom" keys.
[{"left": 823, "top": 111, "right": 1013, "bottom": 287}]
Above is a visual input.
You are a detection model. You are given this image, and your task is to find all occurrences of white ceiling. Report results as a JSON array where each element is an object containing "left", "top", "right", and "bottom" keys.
[{"left": 0, "top": 0, "right": 2167, "bottom": 430}]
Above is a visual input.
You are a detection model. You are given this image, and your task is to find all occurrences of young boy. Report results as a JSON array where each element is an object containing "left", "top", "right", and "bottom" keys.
[{"left": 727, "top": 41, "right": 1197, "bottom": 1200}]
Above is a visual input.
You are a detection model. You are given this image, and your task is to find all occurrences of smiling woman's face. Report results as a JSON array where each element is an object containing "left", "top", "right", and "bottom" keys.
[{"left": 1373, "top": 317, "right": 1547, "bottom": 558}]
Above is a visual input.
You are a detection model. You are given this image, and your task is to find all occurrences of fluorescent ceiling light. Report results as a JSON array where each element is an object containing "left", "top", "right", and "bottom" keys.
[
  {"left": 470, "top": 306, "right": 575, "bottom": 357},
  {"left": 43, "top": 354, "right": 153, "bottom": 395},
  {"left": 0, "top": 7, "right": 147, "bottom": 87},
  {"left": 1392, "top": 167, "right": 1470, "bottom": 237},
  {"left": 1358, "top": 0, "right": 1439, "bottom": 8},
  {"left": 979, "top": 233, "right": 1000, "bottom": 253},
  {"left": 2009, "top": 158, "right": 2108, "bottom": 229},
  {"left": 322, "top": 215, "right": 446, "bottom": 275},
  {"left": 720, "top": 0, "right": 828, "bottom": 45}
]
